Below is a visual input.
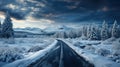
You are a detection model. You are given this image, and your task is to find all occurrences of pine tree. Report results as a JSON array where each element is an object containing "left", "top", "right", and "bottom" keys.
[
  {"left": 101, "top": 20, "right": 108, "bottom": 40},
  {"left": 112, "top": 20, "right": 119, "bottom": 38},
  {"left": 81, "top": 26, "right": 87, "bottom": 37},
  {"left": 2, "top": 12, "right": 14, "bottom": 38},
  {"left": 89, "top": 26, "right": 98, "bottom": 40},
  {"left": 68, "top": 30, "right": 76, "bottom": 38},
  {"left": 87, "top": 25, "right": 92, "bottom": 39}
]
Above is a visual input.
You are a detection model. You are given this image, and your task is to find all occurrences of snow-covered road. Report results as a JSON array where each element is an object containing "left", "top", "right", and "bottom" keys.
[{"left": 27, "top": 39, "right": 94, "bottom": 67}]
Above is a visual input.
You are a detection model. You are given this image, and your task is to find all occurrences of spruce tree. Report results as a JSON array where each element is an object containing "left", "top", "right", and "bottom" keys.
[
  {"left": 87, "top": 25, "right": 92, "bottom": 39},
  {"left": 89, "top": 26, "right": 98, "bottom": 40},
  {"left": 101, "top": 20, "right": 108, "bottom": 40},
  {"left": 112, "top": 20, "right": 119, "bottom": 38},
  {"left": 2, "top": 12, "right": 14, "bottom": 38}
]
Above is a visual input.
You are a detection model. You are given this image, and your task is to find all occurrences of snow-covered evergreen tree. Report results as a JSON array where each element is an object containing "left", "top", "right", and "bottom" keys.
[
  {"left": 2, "top": 12, "right": 14, "bottom": 38},
  {"left": 89, "top": 26, "right": 98, "bottom": 40},
  {"left": 79, "top": 26, "right": 87, "bottom": 40},
  {"left": 101, "top": 21, "right": 109, "bottom": 40},
  {"left": 69, "top": 30, "right": 76, "bottom": 38},
  {"left": 112, "top": 20, "right": 119, "bottom": 38},
  {"left": 87, "top": 23, "right": 99, "bottom": 40},
  {"left": 82, "top": 26, "right": 87, "bottom": 37},
  {"left": 87, "top": 25, "right": 92, "bottom": 39},
  {"left": 54, "top": 31, "right": 67, "bottom": 38},
  {"left": 74, "top": 29, "right": 81, "bottom": 37}
]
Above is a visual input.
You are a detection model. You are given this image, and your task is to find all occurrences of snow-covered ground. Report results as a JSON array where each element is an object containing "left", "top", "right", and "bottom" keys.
[
  {"left": 0, "top": 38, "right": 54, "bottom": 49},
  {"left": 3, "top": 40, "right": 58, "bottom": 67},
  {"left": 0, "top": 37, "right": 120, "bottom": 67},
  {"left": 0, "top": 38, "right": 54, "bottom": 66},
  {"left": 64, "top": 38, "right": 120, "bottom": 67}
]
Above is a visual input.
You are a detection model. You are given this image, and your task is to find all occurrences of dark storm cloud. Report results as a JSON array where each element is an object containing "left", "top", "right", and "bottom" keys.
[
  {"left": 0, "top": 0, "right": 120, "bottom": 23},
  {"left": 0, "top": 0, "right": 29, "bottom": 19}
]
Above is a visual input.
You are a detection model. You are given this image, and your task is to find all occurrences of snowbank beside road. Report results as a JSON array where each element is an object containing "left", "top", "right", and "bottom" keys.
[
  {"left": 3, "top": 40, "right": 57, "bottom": 67},
  {"left": 61, "top": 39, "right": 120, "bottom": 67}
]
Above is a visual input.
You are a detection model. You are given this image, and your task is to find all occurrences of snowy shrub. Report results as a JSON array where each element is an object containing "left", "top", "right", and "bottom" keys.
[
  {"left": 95, "top": 48, "right": 111, "bottom": 56},
  {"left": 0, "top": 47, "right": 24, "bottom": 62},
  {"left": 28, "top": 46, "right": 44, "bottom": 52},
  {"left": 13, "top": 47, "right": 26, "bottom": 53},
  {"left": 109, "top": 50, "right": 120, "bottom": 63},
  {"left": 116, "top": 60, "right": 120, "bottom": 63},
  {"left": 74, "top": 42, "right": 85, "bottom": 49},
  {"left": 79, "top": 35, "right": 87, "bottom": 40},
  {"left": 84, "top": 45, "right": 95, "bottom": 52},
  {"left": 65, "top": 38, "right": 72, "bottom": 43},
  {"left": 113, "top": 50, "right": 120, "bottom": 56}
]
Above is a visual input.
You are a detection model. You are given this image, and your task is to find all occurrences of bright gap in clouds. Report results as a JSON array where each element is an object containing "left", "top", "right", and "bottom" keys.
[
  {"left": 13, "top": 18, "right": 55, "bottom": 29},
  {"left": 0, "top": 12, "right": 55, "bottom": 29}
]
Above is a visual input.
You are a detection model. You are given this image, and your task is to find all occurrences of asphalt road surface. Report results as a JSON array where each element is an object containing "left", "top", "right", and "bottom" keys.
[{"left": 27, "top": 40, "right": 94, "bottom": 67}]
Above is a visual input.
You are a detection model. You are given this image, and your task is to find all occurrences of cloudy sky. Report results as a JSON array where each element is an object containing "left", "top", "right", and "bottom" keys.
[{"left": 0, "top": 0, "right": 120, "bottom": 28}]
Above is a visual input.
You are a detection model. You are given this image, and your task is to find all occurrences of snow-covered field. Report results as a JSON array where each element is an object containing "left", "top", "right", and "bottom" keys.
[
  {"left": 65, "top": 38, "right": 120, "bottom": 67},
  {"left": 0, "top": 37, "right": 120, "bottom": 67},
  {"left": 0, "top": 38, "right": 54, "bottom": 66}
]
